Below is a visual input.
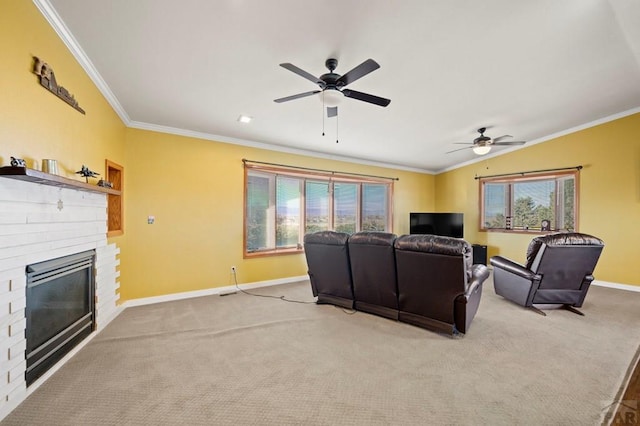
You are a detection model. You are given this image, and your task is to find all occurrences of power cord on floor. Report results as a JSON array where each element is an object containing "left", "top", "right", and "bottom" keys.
[{"left": 228, "top": 270, "right": 316, "bottom": 304}]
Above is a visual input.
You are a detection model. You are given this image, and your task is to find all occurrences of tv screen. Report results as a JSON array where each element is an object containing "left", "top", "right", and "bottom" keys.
[{"left": 410, "top": 212, "right": 464, "bottom": 238}]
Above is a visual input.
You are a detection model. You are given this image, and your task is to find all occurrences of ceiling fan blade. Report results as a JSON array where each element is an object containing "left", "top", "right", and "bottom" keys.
[
  {"left": 342, "top": 89, "right": 390, "bottom": 107},
  {"left": 336, "top": 59, "right": 380, "bottom": 86},
  {"left": 453, "top": 142, "right": 474, "bottom": 145},
  {"left": 274, "top": 90, "right": 321, "bottom": 103},
  {"left": 327, "top": 106, "right": 338, "bottom": 118},
  {"left": 279, "top": 63, "right": 323, "bottom": 86},
  {"left": 446, "top": 146, "right": 473, "bottom": 154},
  {"left": 493, "top": 141, "right": 526, "bottom": 146},
  {"left": 492, "top": 135, "right": 513, "bottom": 143}
]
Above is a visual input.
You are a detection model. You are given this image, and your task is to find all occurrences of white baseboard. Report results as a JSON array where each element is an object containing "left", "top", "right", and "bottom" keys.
[
  {"left": 592, "top": 280, "right": 640, "bottom": 292},
  {"left": 122, "top": 275, "right": 309, "bottom": 308}
]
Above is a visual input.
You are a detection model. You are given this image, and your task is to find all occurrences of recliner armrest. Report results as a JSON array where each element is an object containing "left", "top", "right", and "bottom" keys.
[{"left": 490, "top": 256, "right": 537, "bottom": 280}]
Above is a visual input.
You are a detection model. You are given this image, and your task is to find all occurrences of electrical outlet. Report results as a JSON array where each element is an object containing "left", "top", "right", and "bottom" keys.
[{"left": 231, "top": 266, "right": 236, "bottom": 273}]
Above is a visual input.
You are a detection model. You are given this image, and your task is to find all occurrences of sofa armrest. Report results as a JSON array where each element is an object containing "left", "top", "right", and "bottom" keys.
[
  {"left": 454, "top": 264, "right": 488, "bottom": 334},
  {"left": 467, "top": 264, "right": 489, "bottom": 295},
  {"left": 490, "top": 256, "right": 537, "bottom": 280}
]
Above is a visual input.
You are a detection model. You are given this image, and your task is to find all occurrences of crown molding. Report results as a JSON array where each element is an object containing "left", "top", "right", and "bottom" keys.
[
  {"left": 128, "top": 121, "right": 434, "bottom": 174},
  {"left": 33, "top": 0, "right": 131, "bottom": 125}
]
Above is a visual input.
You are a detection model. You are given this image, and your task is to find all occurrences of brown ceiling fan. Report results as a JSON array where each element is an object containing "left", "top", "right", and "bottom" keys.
[{"left": 447, "top": 127, "right": 526, "bottom": 155}]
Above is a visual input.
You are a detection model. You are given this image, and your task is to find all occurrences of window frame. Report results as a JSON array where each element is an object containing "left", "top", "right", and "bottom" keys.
[
  {"left": 478, "top": 170, "right": 579, "bottom": 234},
  {"left": 243, "top": 164, "right": 393, "bottom": 258}
]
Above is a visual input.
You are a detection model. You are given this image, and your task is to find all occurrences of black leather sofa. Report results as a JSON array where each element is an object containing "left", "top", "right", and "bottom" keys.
[{"left": 303, "top": 231, "right": 490, "bottom": 335}]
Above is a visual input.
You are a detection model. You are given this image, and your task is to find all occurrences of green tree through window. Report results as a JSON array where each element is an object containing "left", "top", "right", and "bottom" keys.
[{"left": 480, "top": 172, "right": 577, "bottom": 232}]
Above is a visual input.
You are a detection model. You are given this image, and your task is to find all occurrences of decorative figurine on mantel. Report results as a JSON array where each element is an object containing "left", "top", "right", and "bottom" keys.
[
  {"left": 75, "top": 165, "right": 99, "bottom": 183},
  {"left": 97, "top": 179, "right": 113, "bottom": 188},
  {"left": 10, "top": 157, "right": 26, "bottom": 167}
]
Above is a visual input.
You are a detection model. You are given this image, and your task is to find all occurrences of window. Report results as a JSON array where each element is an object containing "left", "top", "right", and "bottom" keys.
[
  {"left": 305, "top": 181, "right": 330, "bottom": 234},
  {"left": 479, "top": 171, "right": 578, "bottom": 232},
  {"left": 244, "top": 165, "right": 393, "bottom": 257}
]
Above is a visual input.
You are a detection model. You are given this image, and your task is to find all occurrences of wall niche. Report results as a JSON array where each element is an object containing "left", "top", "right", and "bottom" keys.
[{"left": 106, "top": 159, "right": 123, "bottom": 237}]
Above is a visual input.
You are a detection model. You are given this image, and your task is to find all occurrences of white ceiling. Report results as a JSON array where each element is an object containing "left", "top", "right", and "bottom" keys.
[{"left": 41, "top": 0, "right": 640, "bottom": 173}]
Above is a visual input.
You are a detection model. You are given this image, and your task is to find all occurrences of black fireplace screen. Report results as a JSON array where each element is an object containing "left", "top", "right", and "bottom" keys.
[{"left": 25, "top": 250, "right": 95, "bottom": 385}]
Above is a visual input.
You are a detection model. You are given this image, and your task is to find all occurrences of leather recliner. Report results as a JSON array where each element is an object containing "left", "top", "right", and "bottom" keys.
[
  {"left": 348, "top": 232, "right": 399, "bottom": 320},
  {"left": 394, "top": 234, "right": 490, "bottom": 334},
  {"left": 303, "top": 230, "right": 354, "bottom": 309},
  {"left": 490, "top": 232, "right": 604, "bottom": 316}
]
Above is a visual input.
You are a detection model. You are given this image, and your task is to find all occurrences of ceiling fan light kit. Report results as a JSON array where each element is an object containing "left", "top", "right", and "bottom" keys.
[
  {"left": 472, "top": 145, "right": 492, "bottom": 155},
  {"left": 321, "top": 89, "right": 342, "bottom": 106}
]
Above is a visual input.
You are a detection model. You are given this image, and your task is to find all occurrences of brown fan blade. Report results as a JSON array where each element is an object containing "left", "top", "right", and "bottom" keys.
[
  {"left": 336, "top": 59, "right": 380, "bottom": 87},
  {"left": 492, "top": 135, "right": 513, "bottom": 143},
  {"left": 493, "top": 141, "right": 526, "bottom": 146},
  {"left": 342, "top": 89, "right": 390, "bottom": 107},
  {"left": 279, "top": 63, "right": 324, "bottom": 86},
  {"left": 446, "top": 146, "right": 473, "bottom": 154},
  {"left": 274, "top": 90, "right": 321, "bottom": 103}
]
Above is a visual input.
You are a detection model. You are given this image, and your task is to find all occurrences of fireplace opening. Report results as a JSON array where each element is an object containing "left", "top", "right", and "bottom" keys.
[{"left": 25, "top": 250, "right": 96, "bottom": 385}]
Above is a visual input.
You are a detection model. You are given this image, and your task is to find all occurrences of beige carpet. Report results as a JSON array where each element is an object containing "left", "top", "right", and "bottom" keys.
[{"left": 2, "top": 277, "right": 639, "bottom": 425}]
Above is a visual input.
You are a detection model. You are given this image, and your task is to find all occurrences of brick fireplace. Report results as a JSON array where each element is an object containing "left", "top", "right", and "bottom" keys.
[{"left": 0, "top": 173, "right": 120, "bottom": 418}]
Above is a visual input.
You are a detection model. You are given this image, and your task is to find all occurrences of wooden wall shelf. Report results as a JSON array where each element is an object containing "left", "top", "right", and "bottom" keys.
[{"left": 0, "top": 166, "right": 121, "bottom": 195}]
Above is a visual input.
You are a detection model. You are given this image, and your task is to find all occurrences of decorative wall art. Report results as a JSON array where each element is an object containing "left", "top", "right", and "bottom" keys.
[{"left": 33, "top": 57, "right": 85, "bottom": 114}]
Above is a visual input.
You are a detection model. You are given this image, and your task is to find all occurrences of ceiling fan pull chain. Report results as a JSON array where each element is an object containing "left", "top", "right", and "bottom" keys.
[
  {"left": 336, "top": 114, "right": 339, "bottom": 143},
  {"left": 322, "top": 93, "right": 325, "bottom": 136}
]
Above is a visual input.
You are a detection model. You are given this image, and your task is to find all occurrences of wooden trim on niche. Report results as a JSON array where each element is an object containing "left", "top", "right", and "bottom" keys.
[{"left": 106, "top": 159, "right": 124, "bottom": 237}]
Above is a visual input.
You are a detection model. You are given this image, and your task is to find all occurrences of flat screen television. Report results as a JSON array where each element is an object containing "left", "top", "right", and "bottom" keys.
[{"left": 409, "top": 212, "right": 464, "bottom": 238}]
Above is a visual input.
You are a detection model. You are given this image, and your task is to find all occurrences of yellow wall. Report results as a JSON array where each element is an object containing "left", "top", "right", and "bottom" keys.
[
  {"left": 435, "top": 113, "right": 640, "bottom": 286},
  {"left": 0, "top": 1, "right": 125, "bottom": 174},
  {"left": 118, "top": 129, "right": 434, "bottom": 300}
]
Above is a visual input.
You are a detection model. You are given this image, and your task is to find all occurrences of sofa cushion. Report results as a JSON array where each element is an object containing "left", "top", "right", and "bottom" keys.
[
  {"left": 303, "top": 230, "right": 350, "bottom": 246},
  {"left": 348, "top": 231, "right": 397, "bottom": 246},
  {"left": 394, "top": 234, "right": 469, "bottom": 255},
  {"left": 394, "top": 234, "right": 472, "bottom": 278}
]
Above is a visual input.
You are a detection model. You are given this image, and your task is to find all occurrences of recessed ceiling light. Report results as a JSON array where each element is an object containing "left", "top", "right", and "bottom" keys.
[{"left": 238, "top": 115, "right": 252, "bottom": 123}]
